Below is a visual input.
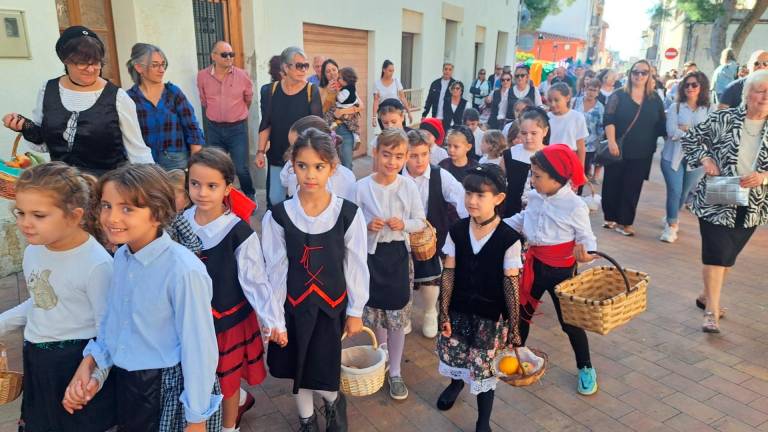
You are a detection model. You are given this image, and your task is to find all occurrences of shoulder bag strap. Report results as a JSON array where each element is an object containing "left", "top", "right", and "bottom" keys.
[{"left": 620, "top": 97, "right": 644, "bottom": 145}]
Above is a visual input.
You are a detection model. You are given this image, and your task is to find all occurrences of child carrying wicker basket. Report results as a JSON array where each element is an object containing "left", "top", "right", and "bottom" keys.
[
  {"left": 503, "top": 144, "right": 599, "bottom": 396},
  {"left": 435, "top": 164, "right": 524, "bottom": 432}
]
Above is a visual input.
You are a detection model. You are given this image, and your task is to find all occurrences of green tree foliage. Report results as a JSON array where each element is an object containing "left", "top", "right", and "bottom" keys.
[{"left": 523, "top": 0, "right": 578, "bottom": 30}]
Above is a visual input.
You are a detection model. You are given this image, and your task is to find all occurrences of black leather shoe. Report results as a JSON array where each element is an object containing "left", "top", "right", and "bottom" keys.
[
  {"left": 436, "top": 380, "right": 465, "bottom": 411},
  {"left": 324, "top": 393, "right": 348, "bottom": 432},
  {"left": 299, "top": 413, "right": 319, "bottom": 432}
]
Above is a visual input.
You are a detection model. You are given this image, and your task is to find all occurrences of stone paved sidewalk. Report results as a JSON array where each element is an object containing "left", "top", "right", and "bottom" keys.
[{"left": 0, "top": 157, "right": 766, "bottom": 432}]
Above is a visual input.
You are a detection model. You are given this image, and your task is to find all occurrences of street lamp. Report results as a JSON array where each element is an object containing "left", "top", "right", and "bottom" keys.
[
  {"left": 537, "top": 33, "right": 544, "bottom": 59},
  {"left": 553, "top": 43, "right": 559, "bottom": 62}
]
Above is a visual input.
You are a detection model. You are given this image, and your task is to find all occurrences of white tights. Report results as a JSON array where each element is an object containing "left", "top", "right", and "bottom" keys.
[
  {"left": 294, "top": 388, "right": 338, "bottom": 419},
  {"left": 375, "top": 328, "right": 406, "bottom": 377}
]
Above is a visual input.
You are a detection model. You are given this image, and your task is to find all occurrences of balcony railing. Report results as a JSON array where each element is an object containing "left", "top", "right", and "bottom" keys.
[{"left": 403, "top": 88, "right": 425, "bottom": 113}]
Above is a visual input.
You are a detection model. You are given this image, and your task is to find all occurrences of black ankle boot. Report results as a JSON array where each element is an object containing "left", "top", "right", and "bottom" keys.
[
  {"left": 324, "top": 393, "right": 348, "bottom": 432},
  {"left": 299, "top": 413, "right": 319, "bottom": 432},
  {"left": 436, "top": 379, "right": 465, "bottom": 411}
]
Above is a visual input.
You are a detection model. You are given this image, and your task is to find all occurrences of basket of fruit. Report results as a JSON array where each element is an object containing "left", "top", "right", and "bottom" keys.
[
  {"left": 1, "top": 134, "right": 45, "bottom": 200},
  {"left": 492, "top": 346, "right": 547, "bottom": 387}
]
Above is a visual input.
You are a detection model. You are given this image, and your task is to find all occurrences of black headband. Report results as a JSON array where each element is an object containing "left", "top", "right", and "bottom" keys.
[
  {"left": 378, "top": 97, "right": 404, "bottom": 112},
  {"left": 468, "top": 163, "right": 507, "bottom": 191},
  {"left": 532, "top": 152, "right": 567, "bottom": 185}
]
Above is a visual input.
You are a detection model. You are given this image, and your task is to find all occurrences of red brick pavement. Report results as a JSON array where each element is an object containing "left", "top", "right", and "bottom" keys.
[{"left": 0, "top": 156, "right": 766, "bottom": 431}]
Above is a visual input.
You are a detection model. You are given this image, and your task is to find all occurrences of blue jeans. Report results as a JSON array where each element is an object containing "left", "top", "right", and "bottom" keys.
[
  {"left": 337, "top": 124, "right": 354, "bottom": 169},
  {"left": 267, "top": 164, "right": 286, "bottom": 208},
  {"left": 660, "top": 158, "right": 704, "bottom": 224},
  {"left": 155, "top": 150, "right": 189, "bottom": 171},
  {"left": 205, "top": 121, "right": 255, "bottom": 197}
]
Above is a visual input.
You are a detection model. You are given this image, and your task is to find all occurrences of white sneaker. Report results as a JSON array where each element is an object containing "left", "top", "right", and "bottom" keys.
[
  {"left": 403, "top": 321, "right": 412, "bottom": 335},
  {"left": 422, "top": 311, "right": 438, "bottom": 338},
  {"left": 659, "top": 224, "right": 678, "bottom": 243}
]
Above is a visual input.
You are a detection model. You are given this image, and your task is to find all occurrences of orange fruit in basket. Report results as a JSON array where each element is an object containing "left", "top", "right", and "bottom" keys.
[{"left": 498, "top": 356, "right": 520, "bottom": 375}]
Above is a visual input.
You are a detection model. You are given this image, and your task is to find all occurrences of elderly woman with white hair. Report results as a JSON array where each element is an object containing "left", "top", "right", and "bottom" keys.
[
  {"left": 682, "top": 69, "right": 768, "bottom": 333},
  {"left": 126, "top": 43, "right": 204, "bottom": 170},
  {"left": 256, "top": 46, "right": 322, "bottom": 207}
]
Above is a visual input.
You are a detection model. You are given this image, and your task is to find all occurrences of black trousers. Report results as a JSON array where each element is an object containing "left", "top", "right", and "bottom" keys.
[
  {"left": 519, "top": 259, "right": 592, "bottom": 369},
  {"left": 601, "top": 157, "right": 652, "bottom": 226}
]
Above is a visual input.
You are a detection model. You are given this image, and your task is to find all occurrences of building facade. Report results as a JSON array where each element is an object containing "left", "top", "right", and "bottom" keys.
[{"left": 0, "top": 0, "right": 520, "bottom": 159}]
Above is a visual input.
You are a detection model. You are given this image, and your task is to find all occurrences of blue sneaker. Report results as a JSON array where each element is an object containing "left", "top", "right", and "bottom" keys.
[{"left": 577, "top": 367, "right": 598, "bottom": 395}]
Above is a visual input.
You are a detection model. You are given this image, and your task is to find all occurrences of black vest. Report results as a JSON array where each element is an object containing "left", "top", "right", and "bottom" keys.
[
  {"left": 200, "top": 220, "right": 254, "bottom": 333},
  {"left": 41, "top": 78, "right": 127, "bottom": 174},
  {"left": 502, "top": 149, "right": 531, "bottom": 217},
  {"left": 510, "top": 85, "right": 537, "bottom": 120},
  {"left": 449, "top": 219, "right": 521, "bottom": 321},
  {"left": 271, "top": 199, "right": 358, "bottom": 317},
  {"left": 426, "top": 166, "right": 458, "bottom": 252}
]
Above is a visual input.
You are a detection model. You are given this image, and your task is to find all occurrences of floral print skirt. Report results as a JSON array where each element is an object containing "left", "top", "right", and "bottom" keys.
[{"left": 437, "top": 310, "right": 509, "bottom": 395}]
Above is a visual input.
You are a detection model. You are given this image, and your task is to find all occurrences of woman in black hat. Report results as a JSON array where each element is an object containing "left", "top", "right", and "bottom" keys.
[{"left": 2, "top": 26, "right": 153, "bottom": 176}]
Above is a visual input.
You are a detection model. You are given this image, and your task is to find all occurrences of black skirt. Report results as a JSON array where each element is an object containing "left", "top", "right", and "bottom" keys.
[
  {"left": 21, "top": 339, "right": 115, "bottom": 432},
  {"left": 267, "top": 306, "right": 344, "bottom": 393},
  {"left": 413, "top": 252, "right": 442, "bottom": 283},
  {"left": 367, "top": 241, "right": 410, "bottom": 310},
  {"left": 699, "top": 212, "right": 757, "bottom": 267}
]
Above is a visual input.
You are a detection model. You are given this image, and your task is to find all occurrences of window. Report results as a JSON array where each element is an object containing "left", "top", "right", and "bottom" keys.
[{"left": 401, "top": 32, "right": 414, "bottom": 89}]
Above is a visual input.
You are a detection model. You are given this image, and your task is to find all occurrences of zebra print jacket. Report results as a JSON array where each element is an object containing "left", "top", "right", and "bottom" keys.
[{"left": 682, "top": 106, "right": 768, "bottom": 228}]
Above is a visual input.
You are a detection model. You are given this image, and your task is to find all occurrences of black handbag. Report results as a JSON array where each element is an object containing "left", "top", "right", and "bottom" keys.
[{"left": 595, "top": 97, "right": 643, "bottom": 166}]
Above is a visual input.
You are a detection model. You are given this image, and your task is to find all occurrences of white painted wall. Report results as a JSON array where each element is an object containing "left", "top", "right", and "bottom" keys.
[{"left": 0, "top": 0, "right": 60, "bottom": 157}]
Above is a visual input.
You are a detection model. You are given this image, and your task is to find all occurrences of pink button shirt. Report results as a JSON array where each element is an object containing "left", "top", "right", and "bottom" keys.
[{"left": 196, "top": 65, "right": 254, "bottom": 123}]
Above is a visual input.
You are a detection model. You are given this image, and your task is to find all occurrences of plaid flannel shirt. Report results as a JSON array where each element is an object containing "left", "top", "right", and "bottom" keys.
[
  {"left": 127, "top": 82, "right": 205, "bottom": 160},
  {"left": 167, "top": 213, "right": 203, "bottom": 254}
]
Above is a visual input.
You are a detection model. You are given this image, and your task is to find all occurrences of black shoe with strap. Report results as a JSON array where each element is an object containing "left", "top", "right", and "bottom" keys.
[
  {"left": 324, "top": 393, "right": 348, "bottom": 432},
  {"left": 437, "top": 379, "right": 465, "bottom": 411}
]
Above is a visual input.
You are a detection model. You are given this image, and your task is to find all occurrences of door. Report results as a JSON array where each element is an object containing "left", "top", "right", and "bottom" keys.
[
  {"left": 303, "top": 23, "right": 369, "bottom": 157},
  {"left": 192, "top": 0, "right": 244, "bottom": 70},
  {"left": 55, "top": 0, "right": 121, "bottom": 85}
]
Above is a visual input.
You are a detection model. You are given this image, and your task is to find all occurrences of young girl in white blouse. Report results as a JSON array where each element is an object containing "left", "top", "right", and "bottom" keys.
[
  {"left": 262, "top": 128, "right": 369, "bottom": 431},
  {"left": 280, "top": 115, "right": 357, "bottom": 201},
  {"left": 356, "top": 128, "right": 426, "bottom": 401},
  {"left": 184, "top": 148, "right": 279, "bottom": 431},
  {"left": 547, "top": 83, "right": 589, "bottom": 165},
  {"left": 503, "top": 144, "right": 598, "bottom": 396},
  {"left": 0, "top": 163, "right": 116, "bottom": 432}
]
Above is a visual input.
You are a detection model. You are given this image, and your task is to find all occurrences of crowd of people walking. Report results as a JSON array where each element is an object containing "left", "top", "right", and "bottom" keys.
[{"left": 0, "top": 24, "right": 767, "bottom": 432}]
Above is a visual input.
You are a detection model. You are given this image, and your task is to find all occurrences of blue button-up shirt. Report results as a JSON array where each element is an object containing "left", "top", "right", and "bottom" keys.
[
  {"left": 84, "top": 232, "right": 221, "bottom": 423},
  {"left": 127, "top": 82, "right": 205, "bottom": 160}
]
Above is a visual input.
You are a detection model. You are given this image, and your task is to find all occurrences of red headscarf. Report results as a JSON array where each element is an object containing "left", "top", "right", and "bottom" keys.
[{"left": 538, "top": 144, "right": 587, "bottom": 187}]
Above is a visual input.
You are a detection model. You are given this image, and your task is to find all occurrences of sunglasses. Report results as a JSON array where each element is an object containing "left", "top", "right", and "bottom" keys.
[
  {"left": 515, "top": 74, "right": 527, "bottom": 79},
  {"left": 289, "top": 62, "right": 311, "bottom": 71},
  {"left": 683, "top": 81, "right": 700, "bottom": 89},
  {"left": 754, "top": 61, "right": 768, "bottom": 68},
  {"left": 219, "top": 52, "right": 236, "bottom": 59},
  {"left": 495, "top": 68, "right": 502, "bottom": 71},
  {"left": 479, "top": 72, "right": 486, "bottom": 75},
  {"left": 631, "top": 70, "right": 649, "bottom": 77},
  {"left": 501, "top": 78, "right": 512, "bottom": 82}
]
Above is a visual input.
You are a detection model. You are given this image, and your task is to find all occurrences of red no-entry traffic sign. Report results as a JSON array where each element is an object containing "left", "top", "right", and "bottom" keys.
[{"left": 664, "top": 48, "right": 679, "bottom": 60}]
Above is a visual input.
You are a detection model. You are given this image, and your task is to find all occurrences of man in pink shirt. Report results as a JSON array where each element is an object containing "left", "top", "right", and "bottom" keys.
[{"left": 197, "top": 40, "right": 255, "bottom": 198}]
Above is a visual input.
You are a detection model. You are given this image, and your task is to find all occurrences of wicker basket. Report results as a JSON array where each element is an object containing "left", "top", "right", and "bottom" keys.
[
  {"left": 409, "top": 220, "right": 437, "bottom": 261},
  {"left": 555, "top": 251, "right": 648, "bottom": 335},
  {"left": 339, "top": 327, "right": 387, "bottom": 397},
  {"left": 0, "top": 134, "right": 22, "bottom": 200},
  {"left": 0, "top": 344, "right": 23, "bottom": 405},
  {"left": 492, "top": 347, "right": 548, "bottom": 387}
]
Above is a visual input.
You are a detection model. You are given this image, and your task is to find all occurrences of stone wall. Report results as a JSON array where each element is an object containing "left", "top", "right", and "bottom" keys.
[{"left": 0, "top": 200, "right": 25, "bottom": 278}]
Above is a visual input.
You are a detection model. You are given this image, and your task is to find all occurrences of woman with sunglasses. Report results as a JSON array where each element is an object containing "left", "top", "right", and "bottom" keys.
[
  {"left": 256, "top": 46, "right": 322, "bottom": 208},
  {"left": 2, "top": 26, "right": 153, "bottom": 176},
  {"left": 659, "top": 71, "right": 712, "bottom": 243},
  {"left": 469, "top": 69, "right": 491, "bottom": 110},
  {"left": 442, "top": 81, "right": 468, "bottom": 131},
  {"left": 488, "top": 71, "right": 517, "bottom": 129},
  {"left": 601, "top": 59, "right": 666, "bottom": 237}
]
